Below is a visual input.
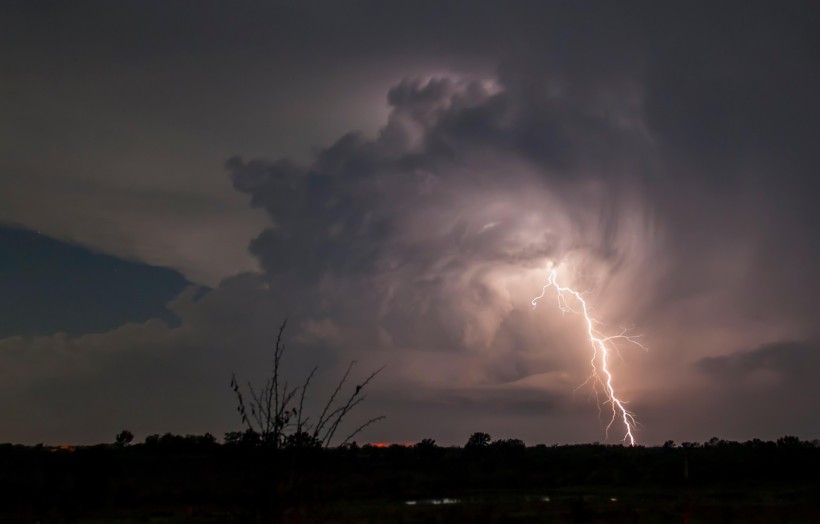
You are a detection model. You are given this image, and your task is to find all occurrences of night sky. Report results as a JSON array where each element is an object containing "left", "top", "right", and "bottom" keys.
[{"left": 2, "top": 1, "right": 819, "bottom": 446}]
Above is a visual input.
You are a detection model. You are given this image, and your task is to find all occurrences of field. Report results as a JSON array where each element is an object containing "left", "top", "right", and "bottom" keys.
[{"left": 1, "top": 438, "right": 818, "bottom": 523}]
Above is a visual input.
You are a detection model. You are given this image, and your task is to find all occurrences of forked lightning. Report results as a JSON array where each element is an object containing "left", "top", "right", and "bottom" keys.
[{"left": 532, "top": 267, "right": 646, "bottom": 445}]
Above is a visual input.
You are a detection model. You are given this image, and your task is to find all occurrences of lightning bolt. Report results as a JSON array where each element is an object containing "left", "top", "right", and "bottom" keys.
[{"left": 532, "top": 267, "right": 646, "bottom": 446}]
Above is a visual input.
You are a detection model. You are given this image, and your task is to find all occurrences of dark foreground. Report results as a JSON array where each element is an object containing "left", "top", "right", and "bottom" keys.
[{"left": 1, "top": 436, "right": 819, "bottom": 523}]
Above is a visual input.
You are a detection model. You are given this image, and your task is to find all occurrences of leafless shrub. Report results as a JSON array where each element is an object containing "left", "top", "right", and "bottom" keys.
[{"left": 230, "top": 319, "right": 385, "bottom": 448}]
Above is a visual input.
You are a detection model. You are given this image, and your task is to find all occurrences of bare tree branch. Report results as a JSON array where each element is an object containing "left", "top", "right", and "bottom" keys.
[
  {"left": 313, "top": 361, "right": 357, "bottom": 439},
  {"left": 322, "top": 365, "right": 386, "bottom": 446},
  {"left": 340, "top": 416, "right": 387, "bottom": 447},
  {"left": 230, "top": 319, "right": 384, "bottom": 449},
  {"left": 296, "top": 366, "right": 318, "bottom": 434},
  {"left": 272, "top": 319, "right": 287, "bottom": 432}
]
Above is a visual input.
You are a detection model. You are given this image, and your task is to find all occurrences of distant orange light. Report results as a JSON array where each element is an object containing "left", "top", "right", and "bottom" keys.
[{"left": 367, "top": 441, "right": 414, "bottom": 448}]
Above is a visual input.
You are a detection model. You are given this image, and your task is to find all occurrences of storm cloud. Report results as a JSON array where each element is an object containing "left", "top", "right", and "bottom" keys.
[{"left": 2, "top": 1, "right": 819, "bottom": 445}]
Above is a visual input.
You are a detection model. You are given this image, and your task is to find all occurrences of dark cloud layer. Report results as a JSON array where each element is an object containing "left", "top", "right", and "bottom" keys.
[
  {"left": 1, "top": 1, "right": 820, "bottom": 445},
  {"left": 0, "top": 226, "right": 189, "bottom": 338},
  {"left": 698, "top": 341, "right": 820, "bottom": 385}
]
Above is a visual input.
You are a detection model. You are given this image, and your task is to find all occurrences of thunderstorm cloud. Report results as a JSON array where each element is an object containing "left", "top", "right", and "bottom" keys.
[{"left": 1, "top": 1, "right": 819, "bottom": 444}]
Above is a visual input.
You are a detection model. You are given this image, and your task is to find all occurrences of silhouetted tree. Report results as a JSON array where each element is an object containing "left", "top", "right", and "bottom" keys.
[
  {"left": 491, "top": 438, "right": 525, "bottom": 451},
  {"left": 777, "top": 435, "right": 802, "bottom": 449},
  {"left": 224, "top": 429, "right": 261, "bottom": 447},
  {"left": 223, "top": 431, "right": 242, "bottom": 446},
  {"left": 230, "top": 319, "right": 385, "bottom": 448},
  {"left": 705, "top": 436, "right": 721, "bottom": 447},
  {"left": 284, "top": 431, "right": 322, "bottom": 450},
  {"left": 115, "top": 430, "right": 134, "bottom": 447},
  {"left": 415, "top": 438, "right": 437, "bottom": 450},
  {"left": 413, "top": 438, "right": 439, "bottom": 460},
  {"left": 466, "top": 432, "right": 492, "bottom": 449}
]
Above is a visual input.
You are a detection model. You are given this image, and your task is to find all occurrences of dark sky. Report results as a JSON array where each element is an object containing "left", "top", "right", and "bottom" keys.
[{"left": 2, "top": 0, "right": 820, "bottom": 445}]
